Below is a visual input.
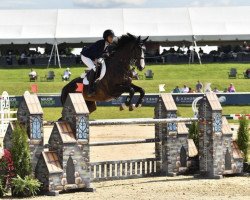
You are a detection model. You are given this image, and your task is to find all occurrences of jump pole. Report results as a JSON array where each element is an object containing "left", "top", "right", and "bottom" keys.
[
  {"left": 90, "top": 138, "right": 160, "bottom": 146},
  {"left": 89, "top": 117, "right": 197, "bottom": 126}
]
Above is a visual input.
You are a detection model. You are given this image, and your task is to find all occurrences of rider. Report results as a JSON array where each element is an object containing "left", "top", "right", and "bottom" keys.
[{"left": 81, "top": 29, "right": 115, "bottom": 97}]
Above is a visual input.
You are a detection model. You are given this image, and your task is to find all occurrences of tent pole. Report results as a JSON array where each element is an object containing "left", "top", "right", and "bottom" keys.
[
  {"left": 192, "top": 49, "right": 194, "bottom": 63},
  {"left": 54, "top": 43, "right": 57, "bottom": 66},
  {"left": 193, "top": 35, "right": 202, "bottom": 65},
  {"left": 55, "top": 43, "right": 61, "bottom": 68},
  {"left": 47, "top": 43, "right": 55, "bottom": 68},
  {"left": 188, "top": 46, "right": 192, "bottom": 65}
]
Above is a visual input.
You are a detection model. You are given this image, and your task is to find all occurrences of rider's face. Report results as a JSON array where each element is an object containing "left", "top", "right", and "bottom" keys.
[{"left": 107, "top": 36, "right": 114, "bottom": 44}]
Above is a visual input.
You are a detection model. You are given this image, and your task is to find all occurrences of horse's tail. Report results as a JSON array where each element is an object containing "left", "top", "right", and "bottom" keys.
[
  {"left": 60, "top": 77, "right": 82, "bottom": 106},
  {"left": 60, "top": 84, "right": 68, "bottom": 106}
]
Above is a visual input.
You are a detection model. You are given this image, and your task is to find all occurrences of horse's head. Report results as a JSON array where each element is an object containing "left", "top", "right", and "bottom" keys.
[
  {"left": 132, "top": 35, "right": 149, "bottom": 71},
  {"left": 114, "top": 33, "right": 149, "bottom": 71}
]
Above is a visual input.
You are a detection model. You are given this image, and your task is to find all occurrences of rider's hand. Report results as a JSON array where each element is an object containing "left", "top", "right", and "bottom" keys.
[
  {"left": 102, "top": 53, "right": 110, "bottom": 58},
  {"left": 93, "top": 59, "right": 98, "bottom": 65}
]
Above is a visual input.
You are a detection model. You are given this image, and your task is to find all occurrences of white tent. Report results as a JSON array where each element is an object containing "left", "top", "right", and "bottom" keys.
[
  {"left": 0, "top": 9, "right": 57, "bottom": 44},
  {"left": 0, "top": 6, "right": 250, "bottom": 44},
  {"left": 189, "top": 7, "right": 250, "bottom": 41}
]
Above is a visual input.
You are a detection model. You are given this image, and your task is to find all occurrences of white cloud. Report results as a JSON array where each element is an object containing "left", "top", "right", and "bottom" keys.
[
  {"left": 73, "top": 0, "right": 147, "bottom": 8},
  {"left": 0, "top": 0, "right": 35, "bottom": 9}
]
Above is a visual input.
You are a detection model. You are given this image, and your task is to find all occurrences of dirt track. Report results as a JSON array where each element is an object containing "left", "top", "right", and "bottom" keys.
[{"left": 22, "top": 176, "right": 250, "bottom": 200}]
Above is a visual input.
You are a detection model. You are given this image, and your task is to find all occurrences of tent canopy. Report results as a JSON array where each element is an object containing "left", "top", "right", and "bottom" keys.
[{"left": 0, "top": 6, "right": 250, "bottom": 44}]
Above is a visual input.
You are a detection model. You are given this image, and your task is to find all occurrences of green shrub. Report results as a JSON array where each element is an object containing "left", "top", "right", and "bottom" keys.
[
  {"left": 0, "top": 179, "right": 6, "bottom": 197},
  {"left": 11, "top": 123, "right": 32, "bottom": 179},
  {"left": 188, "top": 121, "right": 199, "bottom": 148},
  {"left": 237, "top": 115, "right": 249, "bottom": 162},
  {"left": 12, "top": 175, "right": 40, "bottom": 197}
]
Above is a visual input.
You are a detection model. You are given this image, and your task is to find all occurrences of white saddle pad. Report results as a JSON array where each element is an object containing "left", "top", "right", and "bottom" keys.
[{"left": 81, "top": 60, "right": 106, "bottom": 85}]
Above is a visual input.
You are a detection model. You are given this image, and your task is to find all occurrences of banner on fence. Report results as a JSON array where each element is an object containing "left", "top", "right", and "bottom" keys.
[{"left": 5, "top": 93, "right": 250, "bottom": 108}]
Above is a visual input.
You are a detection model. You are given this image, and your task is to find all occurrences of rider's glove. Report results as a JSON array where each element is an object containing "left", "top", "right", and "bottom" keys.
[{"left": 102, "top": 53, "right": 110, "bottom": 59}]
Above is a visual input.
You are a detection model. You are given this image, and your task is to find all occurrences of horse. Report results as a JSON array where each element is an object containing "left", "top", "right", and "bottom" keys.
[{"left": 61, "top": 33, "right": 148, "bottom": 113}]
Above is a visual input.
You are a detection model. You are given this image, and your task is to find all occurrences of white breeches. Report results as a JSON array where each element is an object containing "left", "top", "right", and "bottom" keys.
[
  {"left": 81, "top": 55, "right": 96, "bottom": 71},
  {"left": 81, "top": 55, "right": 107, "bottom": 85}
]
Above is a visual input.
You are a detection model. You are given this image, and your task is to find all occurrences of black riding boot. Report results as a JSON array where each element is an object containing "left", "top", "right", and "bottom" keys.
[{"left": 87, "top": 70, "right": 96, "bottom": 97}]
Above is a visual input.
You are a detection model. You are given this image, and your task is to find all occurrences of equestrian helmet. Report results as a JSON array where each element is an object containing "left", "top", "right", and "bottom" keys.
[{"left": 103, "top": 29, "right": 115, "bottom": 40}]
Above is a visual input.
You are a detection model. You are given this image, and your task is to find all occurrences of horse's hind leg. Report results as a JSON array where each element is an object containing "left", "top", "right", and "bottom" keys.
[
  {"left": 85, "top": 100, "right": 97, "bottom": 113},
  {"left": 131, "top": 84, "right": 145, "bottom": 107}
]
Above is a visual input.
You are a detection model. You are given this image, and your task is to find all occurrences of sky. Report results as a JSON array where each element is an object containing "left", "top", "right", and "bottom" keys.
[{"left": 0, "top": 0, "right": 250, "bottom": 9}]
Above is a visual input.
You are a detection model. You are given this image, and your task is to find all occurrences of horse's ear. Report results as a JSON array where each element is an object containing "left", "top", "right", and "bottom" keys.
[
  {"left": 127, "top": 33, "right": 134, "bottom": 38},
  {"left": 137, "top": 36, "right": 141, "bottom": 43},
  {"left": 142, "top": 36, "right": 149, "bottom": 43}
]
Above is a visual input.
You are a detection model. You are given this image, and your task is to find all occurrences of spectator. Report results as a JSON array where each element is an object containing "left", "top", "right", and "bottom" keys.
[
  {"left": 169, "top": 47, "right": 176, "bottom": 53},
  {"left": 161, "top": 49, "right": 168, "bottom": 55},
  {"left": 172, "top": 86, "right": 180, "bottom": 93},
  {"left": 243, "top": 41, "right": 250, "bottom": 52},
  {"left": 213, "top": 87, "right": 219, "bottom": 93},
  {"left": 176, "top": 47, "right": 183, "bottom": 54},
  {"left": 199, "top": 48, "right": 204, "bottom": 54},
  {"left": 182, "top": 85, "right": 189, "bottom": 93},
  {"left": 29, "top": 68, "right": 37, "bottom": 79},
  {"left": 6, "top": 52, "right": 12, "bottom": 65},
  {"left": 188, "top": 87, "right": 195, "bottom": 93},
  {"left": 195, "top": 80, "right": 203, "bottom": 92},
  {"left": 245, "top": 69, "right": 250, "bottom": 76},
  {"left": 227, "top": 83, "right": 236, "bottom": 93},
  {"left": 62, "top": 67, "right": 71, "bottom": 81},
  {"left": 19, "top": 52, "right": 26, "bottom": 65}
]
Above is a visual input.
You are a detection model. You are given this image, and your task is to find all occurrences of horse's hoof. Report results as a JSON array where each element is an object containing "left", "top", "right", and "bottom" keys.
[
  {"left": 136, "top": 104, "right": 142, "bottom": 108},
  {"left": 120, "top": 103, "right": 127, "bottom": 111},
  {"left": 129, "top": 104, "right": 135, "bottom": 111}
]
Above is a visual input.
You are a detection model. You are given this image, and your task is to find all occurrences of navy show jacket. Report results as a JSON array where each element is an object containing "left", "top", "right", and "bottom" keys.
[{"left": 81, "top": 39, "right": 106, "bottom": 60}]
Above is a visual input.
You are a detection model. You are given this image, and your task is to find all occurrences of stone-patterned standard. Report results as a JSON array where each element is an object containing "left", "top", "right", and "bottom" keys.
[
  {"left": 198, "top": 93, "right": 243, "bottom": 178},
  {"left": 35, "top": 93, "right": 93, "bottom": 195},
  {"left": 155, "top": 94, "right": 191, "bottom": 176},
  {"left": 4, "top": 92, "right": 44, "bottom": 170}
]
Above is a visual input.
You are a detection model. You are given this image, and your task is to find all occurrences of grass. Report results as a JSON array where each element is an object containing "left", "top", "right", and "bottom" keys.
[
  {"left": 0, "top": 63, "right": 249, "bottom": 95},
  {"left": 0, "top": 63, "right": 249, "bottom": 120},
  {"left": 43, "top": 105, "right": 250, "bottom": 121}
]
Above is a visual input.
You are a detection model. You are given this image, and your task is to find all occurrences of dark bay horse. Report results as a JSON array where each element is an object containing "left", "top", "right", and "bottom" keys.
[{"left": 61, "top": 33, "right": 148, "bottom": 113}]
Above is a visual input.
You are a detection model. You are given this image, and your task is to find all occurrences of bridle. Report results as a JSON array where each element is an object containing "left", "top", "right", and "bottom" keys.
[
  {"left": 131, "top": 45, "right": 145, "bottom": 65},
  {"left": 117, "top": 42, "right": 145, "bottom": 69}
]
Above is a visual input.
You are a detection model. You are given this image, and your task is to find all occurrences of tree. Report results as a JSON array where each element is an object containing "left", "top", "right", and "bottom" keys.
[
  {"left": 237, "top": 115, "right": 249, "bottom": 162},
  {"left": 189, "top": 121, "right": 199, "bottom": 149},
  {"left": 11, "top": 123, "right": 32, "bottom": 178}
]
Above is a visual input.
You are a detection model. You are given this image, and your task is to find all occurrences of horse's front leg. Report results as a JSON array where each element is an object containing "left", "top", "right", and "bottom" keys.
[
  {"left": 131, "top": 84, "right": 145, "bottom": 108},
  {"left": 115, "top": 84, "right": 135, "bottom": 111}
]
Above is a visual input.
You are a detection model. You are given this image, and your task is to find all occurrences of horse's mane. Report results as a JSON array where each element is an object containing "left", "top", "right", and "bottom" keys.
[{"left": 113, "top": 33, "right": 137, "bottom": 50}]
